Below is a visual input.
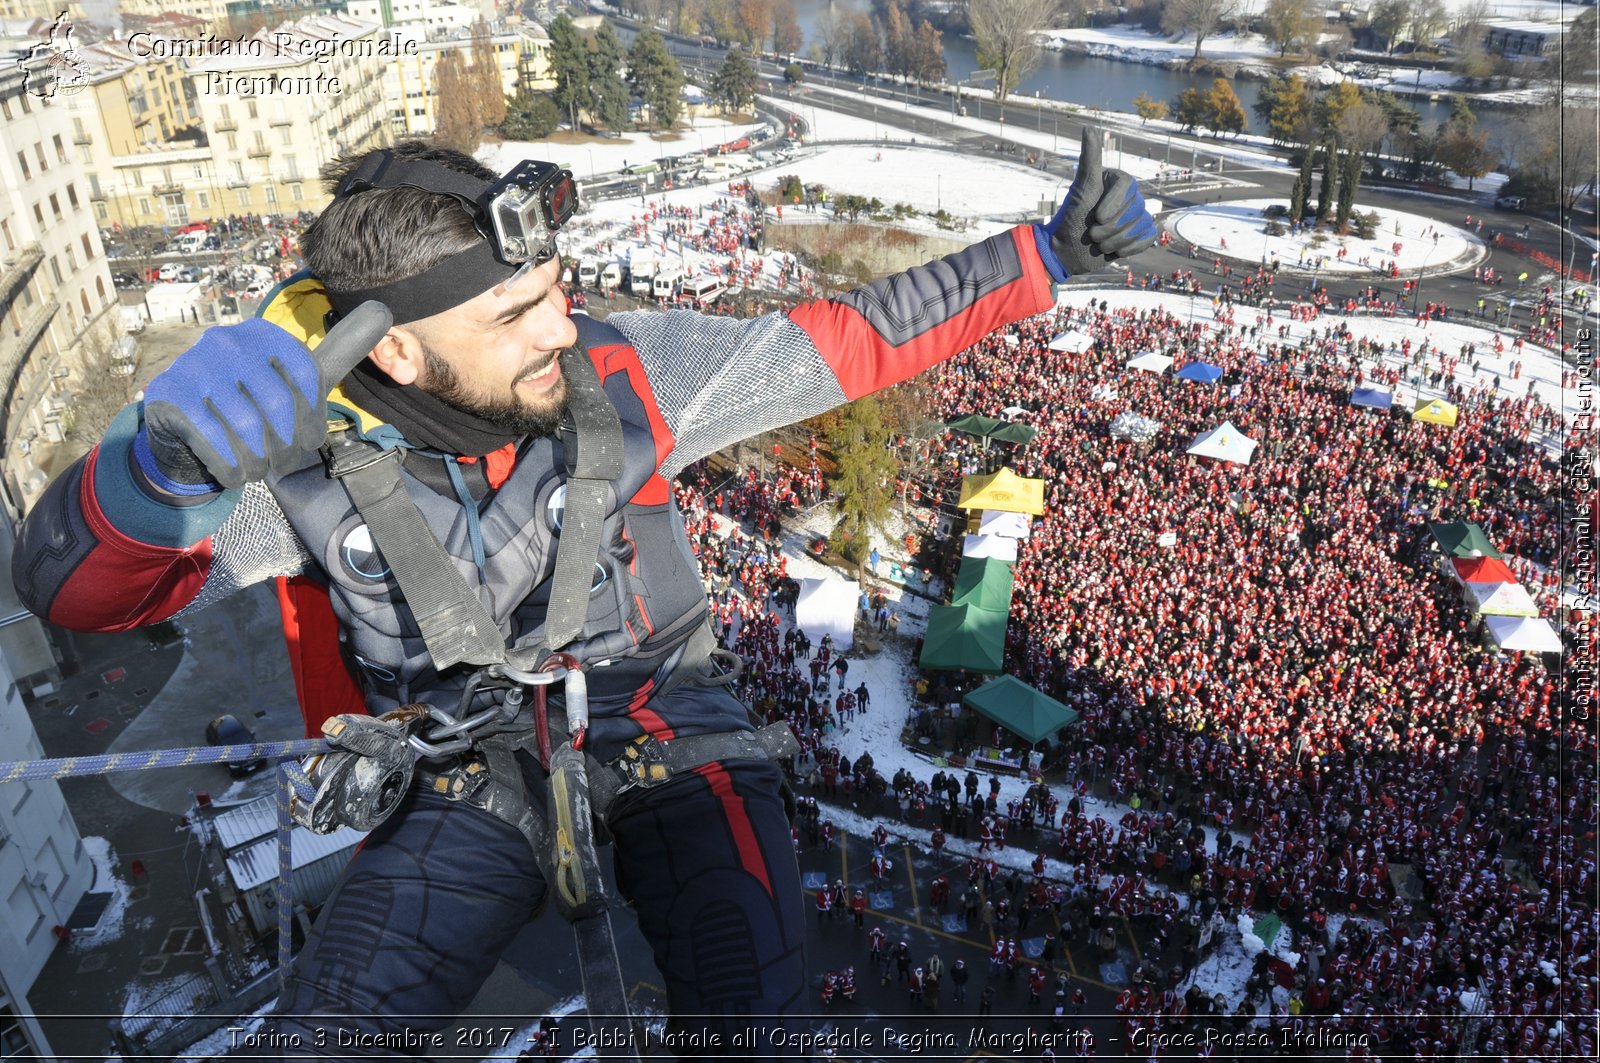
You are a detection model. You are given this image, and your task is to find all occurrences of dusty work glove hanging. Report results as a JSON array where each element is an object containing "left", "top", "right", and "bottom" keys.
[
  {"left": 133, "top": 303, "right": 392, "bottom": 493},
  {"left": 1037, "top": 128, "right": 1160, "bottom": 282}
]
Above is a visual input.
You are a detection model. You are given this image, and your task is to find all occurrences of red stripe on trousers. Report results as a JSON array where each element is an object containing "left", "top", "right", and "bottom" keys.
[{"left": 692, "top": 762, "right": 773, "bottom": 897}]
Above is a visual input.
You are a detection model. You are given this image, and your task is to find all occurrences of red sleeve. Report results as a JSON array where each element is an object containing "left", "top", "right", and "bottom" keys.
[
  {"left": 785, "top": 226, "right": 1057, "bottom": 401},
  {"left": 275, "top": 575, "right": 368, "bottom": 736}
]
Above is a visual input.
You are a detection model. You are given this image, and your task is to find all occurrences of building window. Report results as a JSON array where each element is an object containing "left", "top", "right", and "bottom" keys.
[
  {"left": 193, "top": 165, "right": 203, "bottom": 179},
  {"left": 290, "top": 183, "right": 303, "bottom": 201},
  {"left": 237, "top": 188, "right": 250, "bottom": 206},
  {"left": 49, "top": 193, "right": 61, "bottom": 220},
  {"left": 265, "top": 185, "right": 278, "bottom": 205},
  {"left": 6, "top": 880, "right": 42, "bottom": 946},
  {"left": 50, "top": 257, "right": 61, "bottom": 284},
  {"left": 198, "top": 191, "right": 209, "bottom": 209},
  {"left": 53, "top": 134, "right": 65, "bottom": 163},
  {"left": 138, "top": 198, "right": 150, "bottom": 215},
  {"left": 16, "top": 151, "right": 28, "bottom": 180},
  {"left": 67, "top": 184, "right": 78, "bottom": 209},
  {"left": 1, "top": 219, "right": 12, "bottom": 252},
  {"left": 95, "top": 202, "right": 108, "bottom": 221},
  {"left": 227, "top": 133, "right": 238, "bottom": 151},
  {"left": 33, "top": 204, "right": 43, "bottom": 225},
  {"left": 247, "top": 100, "right": 258, "bottom": 120},
  {"left": 96, "top": 276, "right": 106, "bottom": 302},
  {"left": 35, "top": 143, "right": 46, "bottom": 171},
  {"left": 81, "top": 233, "right": 93, "bottom": 259},
  {"left": 80, "top": 291, "right": 90, "bottom": 315}
]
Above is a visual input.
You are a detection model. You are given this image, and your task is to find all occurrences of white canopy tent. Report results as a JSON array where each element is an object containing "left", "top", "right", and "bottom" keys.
[
  {"left": 961, "top": 534, "right": 1018, "bottom": 561},
  {"left": 1126, "top": 351, "right": 1173, "bottom": 374},
  {"left": 1187, "top": 421, "right": 1259, "bottom": 465},
  {"left": 795, "top": 577, "right": 859, "bottom": 652},
  {"left": 1463, "top": 581, "right": 1541, "bottom": 617},
  {"left": 1484, "top": 615, "right": 1564, "bottom": 653},
  {"left": 978, "top": 510, "right": 1032, "bottom": 539},
  {"left": 1048, "top": 330, "right": 1094, "bottom": 353}
]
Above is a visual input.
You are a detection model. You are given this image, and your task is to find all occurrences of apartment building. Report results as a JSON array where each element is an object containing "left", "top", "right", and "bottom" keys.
[
  {"left": 384, "top": 19, "right": 554, "bottom": 136},
  {"left": 67, "top": 12, "right": 391, "bottom": 228},
  {"left": 0, "top": 63, "right": 117, "bottom": 517}
]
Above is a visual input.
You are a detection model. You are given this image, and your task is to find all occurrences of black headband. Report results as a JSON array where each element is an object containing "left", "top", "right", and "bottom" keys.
[{"left": 324, "top": 240, "right": 516, "bottom": 325}]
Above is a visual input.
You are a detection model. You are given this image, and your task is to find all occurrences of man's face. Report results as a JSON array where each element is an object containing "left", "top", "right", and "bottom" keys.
[{"left": 408, "top": 255, "right": 579, "bottom": 438}]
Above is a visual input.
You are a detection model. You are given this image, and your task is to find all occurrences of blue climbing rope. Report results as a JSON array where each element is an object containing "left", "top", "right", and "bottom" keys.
[{"left": 0, "top": 740, "right": 328, "bottom": 784}]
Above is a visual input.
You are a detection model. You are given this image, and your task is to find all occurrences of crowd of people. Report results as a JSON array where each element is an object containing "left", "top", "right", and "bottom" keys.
[
  {"left": 564, "top": 183, "right": 1590, "bottom": 1058},
  {"left": 906, "top": 298, "right": 1590, "bottom": 1057}
]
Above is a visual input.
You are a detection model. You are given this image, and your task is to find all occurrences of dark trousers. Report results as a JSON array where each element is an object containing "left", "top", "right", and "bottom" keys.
[{"left": 261, "top": 758, "right": 805, "bottom": 1057}]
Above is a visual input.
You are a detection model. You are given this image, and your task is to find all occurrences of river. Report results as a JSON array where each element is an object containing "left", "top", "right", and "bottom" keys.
[{"left": 786, "top": 0, "right": 1518, "bottom": 148}]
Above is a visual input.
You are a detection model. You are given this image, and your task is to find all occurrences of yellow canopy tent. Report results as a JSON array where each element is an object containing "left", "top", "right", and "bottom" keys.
[
  {"left": 956, "top": 467, "right": 1047, "bottom": 515},
  {"left": 1413, "top": 398, "right": 1459, "bottom": 427}
]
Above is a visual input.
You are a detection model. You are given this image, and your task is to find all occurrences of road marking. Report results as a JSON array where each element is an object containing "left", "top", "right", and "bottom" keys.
[{"left": 903, "top": 844, "right": 921, "bottom": 927}]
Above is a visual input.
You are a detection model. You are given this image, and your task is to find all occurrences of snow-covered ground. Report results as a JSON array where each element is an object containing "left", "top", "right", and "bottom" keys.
[{"left": 1170, "top": 199, "right": 1488, "bottom": 275}]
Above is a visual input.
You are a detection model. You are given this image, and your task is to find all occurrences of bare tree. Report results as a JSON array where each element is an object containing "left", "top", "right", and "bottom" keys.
[
  {"left": 1260, "top": 0, "right": 1322, "bottom": 58},
  {"left": 1162, "top": 0, "right": 1240, "bottom": 61},
  {"left": 1406, "top": 0, "right": 1448, "bottom": 50},
  {"left": 1336, "top": 100, "right": 1390, "bottom": 172},
  {"left": 1365, "top": 0, "right": 1409, "bottom": 55},
  {"left": 1449, "top": 0, "right": 1495, "bottom": 79},
  {"left": 969, "top": 0, "right": 1057, "bottom": 101},
  {"left": 64, "top": 327, "right": 136, "bottom": 451}
]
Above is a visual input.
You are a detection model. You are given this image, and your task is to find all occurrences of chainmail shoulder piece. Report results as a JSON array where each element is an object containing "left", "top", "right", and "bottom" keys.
[
  {"left": 607, "top": 309, "right": 849, "bottom": 480},
  {"left": 174, "top": 482, "right": 312, "bottom": 617}
]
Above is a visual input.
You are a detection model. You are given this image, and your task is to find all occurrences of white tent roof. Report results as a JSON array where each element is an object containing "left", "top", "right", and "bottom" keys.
[
  {"left": 1048, "top": 330, "right": 1094, "bottom": 353},
  {"left": 961, "top": 534, "right": 1018, "bottom": 561},
  {"left": 1484, "top": 615, "right": 1564, "bottom": 653},
  {"left": 1126, "top": 351, "right": 1173, "bottom": 373},
  {"left": 1186, "top": 421, "right": 1259, "bottom": 465},
  {"left": 795, "top": 577, "right": 859, "bottom": 652},
  {"left": 1463, "top": 581, "right": 1541, "bottom": 617},
  {"left": 978, "top": 509, "right": 1032, "bottom": 539}
]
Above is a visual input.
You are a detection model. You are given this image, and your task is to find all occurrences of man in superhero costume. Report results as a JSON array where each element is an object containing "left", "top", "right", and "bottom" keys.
[{"left": 11, "top": 133, "right": 1154, "bottom": 1055}]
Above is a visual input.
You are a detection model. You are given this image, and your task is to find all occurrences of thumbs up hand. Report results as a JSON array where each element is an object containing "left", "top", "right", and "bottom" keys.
[
  {"left": 1037, "top": 128, "right": 1159, "bottom": 281},
  {"left": 134, "top": 302, "right": 392, "bottom": 493}
]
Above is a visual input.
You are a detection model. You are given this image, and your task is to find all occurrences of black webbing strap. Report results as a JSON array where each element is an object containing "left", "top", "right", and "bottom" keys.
[
  {"left": 586, "top": 723, "right": 802, "bottom": 819},
  {"left": 325, "top": 438, "right": 507, "bottom": 671},
  {"left": 545, "top": 346, "right": 625, "bottom": 651}
]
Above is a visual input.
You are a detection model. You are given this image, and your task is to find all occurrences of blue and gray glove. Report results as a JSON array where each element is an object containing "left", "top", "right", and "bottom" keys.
[
  {"left": 1037, "top": 128, "right": 1159, "bottom": 282},
  {"left": 132, "top": 302, "right": 392, "bottom": 493}
]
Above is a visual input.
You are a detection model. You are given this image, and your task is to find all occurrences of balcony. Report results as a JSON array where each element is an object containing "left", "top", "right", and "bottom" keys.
[
  {"left": 151, "top": 183, "right": 183, "bottom": 197},
  {"left": 0, "top": 298, "right": 60, "bottom": 441},
  {"left": 0, "top": 244, "right": 44, "bottom": 306},
  {"left": 214, "top": 118, "right": 238, "bottom": 132},
  {"left": 269, "top": 115, "right": 293, "bottom": 127},
  {"left": 247, "top": 145, "right": 271, "bottom": 159},
  {"left": 72, "top": 131, "right": 92, "bottom": 146}
]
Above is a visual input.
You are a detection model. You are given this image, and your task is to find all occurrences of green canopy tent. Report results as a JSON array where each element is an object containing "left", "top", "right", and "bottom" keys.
[
  {"left": 919, "top": 604, "right": 1008, "bottom": 674},
  {"left": 962, "top": 675, "right": 1080, "bottom": 745},
  {"left": 988, "top": 422, "right": 1039, "bottom": 445},
  {"left": 947, "top": 414, "right": 1005, "bottom": 439},
  {"left": 951, "top": 556, "right": 1015, "bottom": 612},
  {"left": 1428, "top": 521, "right": 1503, "bottom": 559}
]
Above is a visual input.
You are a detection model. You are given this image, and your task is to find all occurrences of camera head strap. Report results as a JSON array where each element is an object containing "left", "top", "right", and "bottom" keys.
[{"left": 324, "top": 151, "right": 579, "bottom": 325}]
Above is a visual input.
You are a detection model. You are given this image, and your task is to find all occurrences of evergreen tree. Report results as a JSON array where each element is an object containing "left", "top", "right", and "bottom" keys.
[
  {"left": 825, "top": 394, "right": 901, "bottom": 564},
  {"left": 1289, "top": 146, "right": 1314, "bottom": 221},
  {"left": 1254, "top": 73, "right": 1313, "bottom": 145},
  {"left": 470, "top": 21, "right": 507, "bottom": 129},
  {"left": 501, "top": 91, "right": 561, "bottom": 141},
  {"left": 714, "top": 49, "right": 759, "bottom": 113},
  {"left": 627, "top": 28, "right": 684, "bottom": 133},
  {"left": 433, "top": 50, "right": 481, "bottom": 155},
  {"left": 1315, "top": 141, "right": 1337, "bottom": 223},
  {"left": 1206, "top": 77, "right": 1247, "bottom": 136},
  {"left": 1335, "top": 150, "right": 1360, "bottom": 232},
  {"left": 548, "top": 16, "right": 590, "bottom": 132},
  {"left": 587, "top": 22, "right": 631, "bottom": 134},
  {"left": 1316, "top": 80, "right": 1362, "bottom": 141},
  {"left": 1173, "top": 87, "right": 1209, "bottom": 133}
]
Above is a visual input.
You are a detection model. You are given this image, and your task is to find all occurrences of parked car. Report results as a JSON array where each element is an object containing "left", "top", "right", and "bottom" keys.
[
  {"left": 205, "top": 713, "right": 267, "bottom": 776},
  {"left": 1494, "top": 195, "right": 1526, "bottom": 211},
  {"left": 158, "top": 262, "right": 185, "bottom": 281},
  {"left": 112, "top": 271, "right": 141, "bottom": 290}
]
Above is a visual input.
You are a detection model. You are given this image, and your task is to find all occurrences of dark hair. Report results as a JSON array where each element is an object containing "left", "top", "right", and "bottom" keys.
[{"left": 301, "top": 139, "right": 498, "bottom": 295}]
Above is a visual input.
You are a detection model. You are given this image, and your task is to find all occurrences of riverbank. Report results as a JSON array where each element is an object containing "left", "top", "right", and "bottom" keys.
[{"left": 1038, "top": 25, "right": 1581, "bottom": 110}]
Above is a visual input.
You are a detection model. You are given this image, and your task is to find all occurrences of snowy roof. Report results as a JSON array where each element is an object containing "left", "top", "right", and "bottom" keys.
[{"left": 225, "top": 826, "right": 366, "bottom": 892}]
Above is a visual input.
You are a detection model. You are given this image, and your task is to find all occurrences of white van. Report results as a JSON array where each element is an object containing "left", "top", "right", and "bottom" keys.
[
  {"left": 679, "top": 275, "right": 726, "bottom": 307},
  {"left": 174, "top": 231, "right": 209, "bottom": 254},
  {"left": 577, "top": 260, "right": 599, "bottom": 287},
  {"left": 652, "top": 266, "right": 684, "bottom": 300},
  {"left": 600, "top": 262, "right": 622, "bottom": 291}
]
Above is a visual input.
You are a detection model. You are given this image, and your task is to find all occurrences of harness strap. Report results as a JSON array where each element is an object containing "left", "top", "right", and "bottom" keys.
[
  {"left": 544, "top": 344, "right": 626, "bottom": 652},
  {"left": 587, "top": 723, "right": 800, "bottom": 819},
  {"left": 325, "top": 436, "right": 507, "bottom": 671}
]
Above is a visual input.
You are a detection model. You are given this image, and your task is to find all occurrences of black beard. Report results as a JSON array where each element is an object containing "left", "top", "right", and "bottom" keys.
[{"left": 420, "top": 343, "right": 572, "bottom": 440}]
